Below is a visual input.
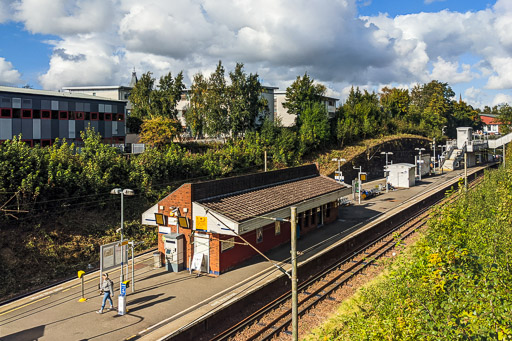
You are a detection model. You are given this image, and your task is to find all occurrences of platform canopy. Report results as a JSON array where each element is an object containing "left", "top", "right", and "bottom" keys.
[{"left": 192, "top": 175, "right": 351, "bottom": 236}]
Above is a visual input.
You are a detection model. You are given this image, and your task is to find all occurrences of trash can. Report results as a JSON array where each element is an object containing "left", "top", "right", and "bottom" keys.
[{"left": 153, "top": 251, "right": 162, "bottom": 268}]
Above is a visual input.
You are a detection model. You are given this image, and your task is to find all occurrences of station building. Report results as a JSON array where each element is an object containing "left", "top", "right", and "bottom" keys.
[
  {"left": 0, "top": 86, "right": 127, "bottom": 146},
  {"left": 144, "top": 164, "right": 351, "bottom": 275}
]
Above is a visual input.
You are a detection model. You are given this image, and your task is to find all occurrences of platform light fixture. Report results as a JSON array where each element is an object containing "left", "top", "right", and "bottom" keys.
[
  {"left": 111, "top": 188, "right": 134, "bottom": 285},
  {"left": 332, "top": 158, "right": 346, "bottom": 183},
  {"left": 415, "top": 148, "right": 426, "bottom": 180}
]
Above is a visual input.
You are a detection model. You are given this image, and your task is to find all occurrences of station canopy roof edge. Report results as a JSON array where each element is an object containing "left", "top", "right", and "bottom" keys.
[{"left": 198, "top": 175, "right": 349, "bottom": 224}]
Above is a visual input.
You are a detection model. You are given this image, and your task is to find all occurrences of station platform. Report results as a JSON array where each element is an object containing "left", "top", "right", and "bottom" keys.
[{"left": 0, "top": 168, "right": 476, "bottom": 341}]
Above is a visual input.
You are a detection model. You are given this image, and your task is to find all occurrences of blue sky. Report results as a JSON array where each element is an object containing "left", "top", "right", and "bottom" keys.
[
  {"left": 0, "top": 0, "right": 510, "bottom": 109},
  {"left": 357, "top": 0, "right": 494, "bottom": 17}
]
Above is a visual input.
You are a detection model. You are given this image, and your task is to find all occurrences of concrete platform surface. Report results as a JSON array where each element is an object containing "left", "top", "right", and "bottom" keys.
[{"left": 0, "top": 169, "right": 476, "bottom": 341}]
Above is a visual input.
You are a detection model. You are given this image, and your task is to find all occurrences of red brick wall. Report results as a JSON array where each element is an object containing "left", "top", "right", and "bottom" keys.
[
  {"left": 217, "top": 201, "right": 338, "bottom": 273},
  {"left": 218, "top": 221, "right": 292, "bottom": 273},
  {"left": 157, "top": 184, "right": 193, "bottom": 266}
]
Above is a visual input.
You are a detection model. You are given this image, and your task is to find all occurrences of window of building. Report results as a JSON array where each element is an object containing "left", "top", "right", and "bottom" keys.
[
  {"left": 221, "top": 238, "right": 235, "bottom": 252},
  {"left": 59, "top": 111, "right": 68, "bottom": 120},
  {"left": 41, "top": 110, "right": 51, "bottom": 119},
  {"left": 0, "top": 108, "right": 12, "bottom": 118},
  {"left": 311, "top": 209, "right": 316, "bottom": 225},
  {"left": 22, "top": 99, "right": 32, "bottom": 109},
  {"left": 275, "top": 221, "right": 281, "bottom": 235},
  {"left": 256, "top": 228, "right": 263, "bottom": 243},
  {"left": 117, "top": 113, "right": 124, "bottom": 121},
  {"left": 12, "top": 98, "right": 21, "bottom": 109},
  {"left": 326, "top": 203, "right": 331, "bottom": 218},
  {"left": 21, "top": 109, "right": 32, "bottom": 119},
  {"left": 91, "top": 112, "right": 99, "bottom": 120}
]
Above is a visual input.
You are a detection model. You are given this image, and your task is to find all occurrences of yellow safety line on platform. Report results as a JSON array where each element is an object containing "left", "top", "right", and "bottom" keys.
[{"left": 0, "top": 296, "right": 49, "bottom": 316}]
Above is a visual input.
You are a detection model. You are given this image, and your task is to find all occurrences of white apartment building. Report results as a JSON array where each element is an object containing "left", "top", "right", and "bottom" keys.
[{"left": 273, "top": 91, "right": 338, "bottom": 127}]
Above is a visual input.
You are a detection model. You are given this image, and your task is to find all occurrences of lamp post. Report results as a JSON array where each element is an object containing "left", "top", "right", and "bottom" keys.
[
  {"left": 353, "top": 166, "right": 363, "bottom": 204},
  {"left": 380, "top": 152, "right": 393, "bottom": 193},
  {"left": 111, "top": 188, "right": 134, "bottom": 286},
  {"left": 437, "top": 144, "right": 445, "bottom": 174},
  {"left": 332, "top": 158, "right": 346, "bottom": 184},
  {"left": 415, "top": 148, "right": 425, "bottom": 180}
]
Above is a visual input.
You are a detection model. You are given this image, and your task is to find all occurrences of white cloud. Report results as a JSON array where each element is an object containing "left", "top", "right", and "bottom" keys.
[
  {"left": 492, "top": 93, "right": 512, "bottom": 106},
  {"left": 0, "top": 0, "right": 15, "bottom": 23},
  {"left": 464, "top": 87, "right": 486, "bottom": 108},
  {"left": 430, "top": 57, "right": 475, "bottom": 84},
  {"left": 38, "top": 36, "right": 123, "bottom": 89},
  {"left": 3, "top": 0, "right": 511, "bottom": 108},
  {"left": 14, "top": 0, "right": 115, "bottom": 35},
  {"left": 486, "top": 57, "right": 512, "bottom": 89},
  {"left": 0, "top": 57, "right": 22, "bottom": 86}
]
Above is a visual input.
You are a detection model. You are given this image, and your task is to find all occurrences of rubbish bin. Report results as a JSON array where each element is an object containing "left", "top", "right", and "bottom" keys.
[{"left": 153, "top": 251, "right": 162, "bottom": 268}]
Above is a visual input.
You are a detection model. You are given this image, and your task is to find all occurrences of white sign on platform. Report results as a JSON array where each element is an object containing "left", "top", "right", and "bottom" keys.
[{"left": 190, "top": 253, "right": 204, "bottom": 272}]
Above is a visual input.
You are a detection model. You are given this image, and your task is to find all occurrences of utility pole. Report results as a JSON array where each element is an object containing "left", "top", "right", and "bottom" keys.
[
  {"left": 264, "top": 150, "right": 267, "bottom": 172},
  {"left": 290, "top": 206, "right": 298, "bottom": 341},
  {"left": 504, "top": 144, "right": 506, "bottom": 169}
]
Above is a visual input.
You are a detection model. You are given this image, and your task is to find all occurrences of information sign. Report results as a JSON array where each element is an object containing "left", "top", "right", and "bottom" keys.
[
  {"left": 191, "top": 253, "right": 204, "bottom": 272},
  {"left": 196, "top": 216, "right": 207, "bottom": 231}
]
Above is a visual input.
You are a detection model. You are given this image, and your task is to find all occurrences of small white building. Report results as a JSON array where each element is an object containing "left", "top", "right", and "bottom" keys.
[{"left": 386, "top": 163, "right": 416, "bottom": 188}]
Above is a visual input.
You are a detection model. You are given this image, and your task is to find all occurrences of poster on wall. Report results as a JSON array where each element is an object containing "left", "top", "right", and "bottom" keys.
[{"left": 195, "top": 216, "right": 207, "bottom": 231}]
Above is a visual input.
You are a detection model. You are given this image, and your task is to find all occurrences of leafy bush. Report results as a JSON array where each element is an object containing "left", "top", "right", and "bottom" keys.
[{"left": 309, "top": 165, "right": 512, "bottom": 340}]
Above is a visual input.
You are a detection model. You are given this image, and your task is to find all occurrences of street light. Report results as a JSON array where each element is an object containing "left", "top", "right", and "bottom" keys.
[
  {"left": 111, "top": 188, "right": 134, "bottom": 285},
  {"left": 437, "top": 144, "right": 445, "bottom": 174},
  {"left": 415, "top": 148, "right": 426, "bottom": 180},
  {"left": 380, "top": 151, "right": 393, "bottom": 166},
  {"left": 332, "top": 158, "right": 346, "bottom": 183}
]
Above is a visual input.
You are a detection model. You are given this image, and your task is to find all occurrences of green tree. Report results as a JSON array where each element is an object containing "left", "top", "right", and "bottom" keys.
[
  {"left": 451, "top": 100, "right": 482, "bottom": 133},
  {"left": 139, "top": 117, "right": 182, "bottom": 149},
  {"left": 298, "top": 102, "right": 330, "bottom": 154},
  {"left": 336, "top": 87, "right": 381, "bottom": 146},
  {"left": 128, "top": 72, "right": 155, "bottom": 133},
  {"left": 185, "top": 73, "right": 207, "bottom": 139},
  {"left": 410, "top": 80, "right": 454, "bottom": 137},
  {"left": 497, "top": 103, "right": 512, "bottom": 134},
  {"left": 204, "top": 61, "right": 228, "bottom": 137},
  {"left": 227, "top": 63, "right": 267, "bottom": 137},
  {"left": 151, "top": 71, "right": 186, "bottom": 119},
  {"left": 380, "top": 86, "right": 410, "bottom": 119},
  {"left": 283, "top": 73, "right": 326, "bottom": 125}
]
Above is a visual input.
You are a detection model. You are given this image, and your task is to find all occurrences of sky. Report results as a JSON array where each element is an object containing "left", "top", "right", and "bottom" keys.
[{"left": 0, "top": 0, "right": 511, "bottom": 109}]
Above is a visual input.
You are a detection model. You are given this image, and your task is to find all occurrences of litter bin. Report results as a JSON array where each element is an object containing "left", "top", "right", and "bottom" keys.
[{"left": 153, "top": 251, "right": 162, "bottom": 268}]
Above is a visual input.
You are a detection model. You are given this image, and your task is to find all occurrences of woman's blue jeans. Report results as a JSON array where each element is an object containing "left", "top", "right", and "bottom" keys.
[{"left": 101, "top": 292, "right": 113, "bottom": 310}]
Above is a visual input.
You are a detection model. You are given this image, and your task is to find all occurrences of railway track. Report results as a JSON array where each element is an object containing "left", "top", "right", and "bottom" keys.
[{"left": 211, "top": 174, "right": 484, "bottom": 341}]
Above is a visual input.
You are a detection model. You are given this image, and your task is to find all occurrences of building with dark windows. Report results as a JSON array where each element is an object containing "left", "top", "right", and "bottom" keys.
[{"left": 0, "top": 86, "right": 127, "bottom": 146}]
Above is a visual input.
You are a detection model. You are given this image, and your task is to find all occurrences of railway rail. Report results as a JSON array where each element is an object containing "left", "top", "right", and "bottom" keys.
[{"left": 211, "top": 173, "right": 484, "bottom": 341}]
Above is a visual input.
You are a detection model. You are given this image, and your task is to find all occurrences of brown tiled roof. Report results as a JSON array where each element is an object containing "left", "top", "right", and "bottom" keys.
[{"left": 199, "top": 175, "right": 346, "bottom": 222}]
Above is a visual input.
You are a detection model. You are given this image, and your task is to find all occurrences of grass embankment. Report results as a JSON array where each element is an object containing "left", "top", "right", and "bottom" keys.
[
  {"left": 0, "top": 199, "right": 156, "bottom": 301},
  {"left": 307, "top": 165, "right": 512, "bottom": 340}
]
